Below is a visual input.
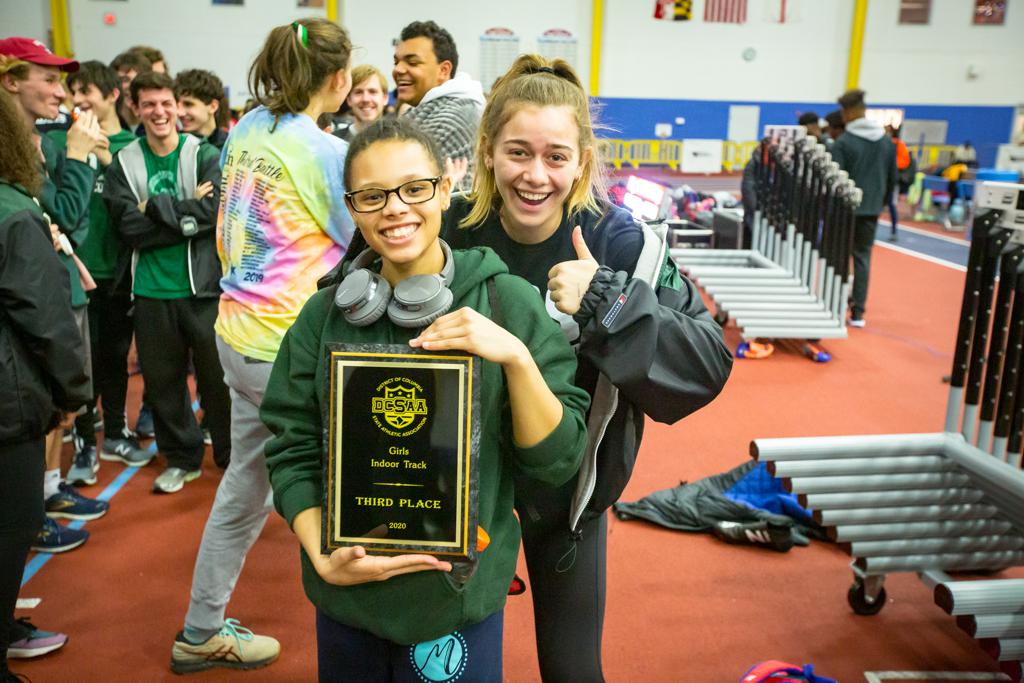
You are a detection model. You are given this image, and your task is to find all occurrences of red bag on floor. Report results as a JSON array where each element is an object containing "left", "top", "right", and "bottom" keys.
[{"left": 740, "top": 660, "right": 836, "bottom": 683}]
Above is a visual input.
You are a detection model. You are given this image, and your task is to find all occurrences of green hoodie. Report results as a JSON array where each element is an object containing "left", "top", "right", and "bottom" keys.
[
  {"left": 39, "top": 131, "right": 98, "bottom": 307},
  {"left": 47, "top": 128, "right": 138, "bottom": 281},
  {"left": 262, "top": 246, "right": 590, "bottom": 644}
]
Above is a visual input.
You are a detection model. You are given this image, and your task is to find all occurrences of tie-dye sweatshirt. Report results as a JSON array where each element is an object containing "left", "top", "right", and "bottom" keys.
[{"left": 216, "top": 106, "right": 355, "bottom": 362}]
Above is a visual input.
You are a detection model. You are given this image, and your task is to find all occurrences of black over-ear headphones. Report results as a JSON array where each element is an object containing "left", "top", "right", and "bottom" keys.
[{"left": 333, "top": 239, "right": 455, "bottom": 328}]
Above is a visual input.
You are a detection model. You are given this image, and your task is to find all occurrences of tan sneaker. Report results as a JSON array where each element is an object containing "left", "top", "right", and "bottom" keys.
[{"left": 170, "top": 619, "right": 280, "bottom": 674}]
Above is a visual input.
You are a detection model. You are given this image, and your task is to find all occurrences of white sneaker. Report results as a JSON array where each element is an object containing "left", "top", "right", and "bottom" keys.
[
  {"left": 170, "top": 619, "right": 280, "bottom": 674},
  {"left": 849, "top": 317, "right": 866, "bottom": 328},
  {"left": 153, "top": 467, "right": 201, "bottom": 494}
]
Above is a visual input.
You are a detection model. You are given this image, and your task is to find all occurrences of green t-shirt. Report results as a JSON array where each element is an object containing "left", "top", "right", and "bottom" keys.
[
  {"left": 133, "top": 135, "right": 192, "bottom": 299},
  {"left": 48, "top": 128, "right": 137, "bottom": 280}
]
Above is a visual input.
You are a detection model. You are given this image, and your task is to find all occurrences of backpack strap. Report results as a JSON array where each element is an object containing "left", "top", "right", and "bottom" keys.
[{"left": 635, "top": 220, "right": 668, "bottom": 286}]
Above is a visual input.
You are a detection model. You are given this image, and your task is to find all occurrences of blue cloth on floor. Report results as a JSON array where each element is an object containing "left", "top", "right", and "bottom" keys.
[{"left": 723, "top": 462, "right": 814, "bottom": 524}]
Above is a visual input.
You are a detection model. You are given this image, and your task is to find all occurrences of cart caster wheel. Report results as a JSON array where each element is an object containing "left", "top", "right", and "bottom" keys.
[
  {"left": 803, "top": 343, "right": 831, "bottom": 363},
  {"left": 736, "top": 341, "right": 773, "bottom": 360},
  {"left": 848, "top": 582, "right": 887, "bottom": 615},
  {"left": 714, "top": 310, "right": 729, "bottom": 326}
]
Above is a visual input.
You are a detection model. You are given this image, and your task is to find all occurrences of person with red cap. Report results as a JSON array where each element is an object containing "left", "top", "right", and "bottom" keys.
[{"left": 0, "top": 37, "right": 110, "bottom": 557}]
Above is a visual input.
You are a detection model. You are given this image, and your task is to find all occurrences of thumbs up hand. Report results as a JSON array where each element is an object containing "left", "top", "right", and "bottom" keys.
[{"left": 547, "top": 226, "right": 600, "bottom": 315}]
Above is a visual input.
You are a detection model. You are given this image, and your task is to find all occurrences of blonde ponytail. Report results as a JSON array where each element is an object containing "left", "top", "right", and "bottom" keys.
[{"left": 462, "top": 54, "right": 607, "bottom": 228}]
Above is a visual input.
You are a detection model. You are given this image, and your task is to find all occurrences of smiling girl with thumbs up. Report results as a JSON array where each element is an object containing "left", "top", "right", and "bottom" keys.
[{"left": 441, "top": 54, "right": 733, "bottom": 682}]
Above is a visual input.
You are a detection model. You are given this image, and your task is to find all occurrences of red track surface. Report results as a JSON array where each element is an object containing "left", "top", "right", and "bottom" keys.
[{"left": 13, "top": 243, "right": 1018, "bottom": 681}]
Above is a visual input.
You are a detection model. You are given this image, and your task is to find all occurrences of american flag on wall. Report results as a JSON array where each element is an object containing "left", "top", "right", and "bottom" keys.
[{"left": 704, "top": 0, "right": 748, "bottom": 23}]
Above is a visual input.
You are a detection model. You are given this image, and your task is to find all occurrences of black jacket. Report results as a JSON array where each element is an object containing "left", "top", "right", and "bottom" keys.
[
  {"left": 103, "top": 136, "right": 223, "bottom": 297},
  {"left": 832, "top": 118, "right": 898, "bottom": 217},
  {"left": 443, "top": 198, "right": 733, "bottom": 532},
  {"left": 0, "top": 182, "right": 91, "bottom": 446}
]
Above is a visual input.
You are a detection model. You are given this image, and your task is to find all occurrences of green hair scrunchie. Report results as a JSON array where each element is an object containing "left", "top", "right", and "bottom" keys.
[{"left": 292, "top": 21, "right": 309, "bottom": 49}]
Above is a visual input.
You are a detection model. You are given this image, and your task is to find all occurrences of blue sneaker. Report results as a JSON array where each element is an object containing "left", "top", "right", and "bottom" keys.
[
  {"left": 45, "top": 482, "right": 109, "bottom": 521},
  {"left": 67, "top": 445, "right": 99, "bottom": 486},
  {"left": 32, "top": 517, "right": 89, "bottom": 553},
  {"left": 135, "top": 404, "right": 155, "bottom": 438}
]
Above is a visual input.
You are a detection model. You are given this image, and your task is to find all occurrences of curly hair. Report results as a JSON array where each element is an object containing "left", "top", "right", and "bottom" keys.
[
  {"left": 174, "top": 69, "right": 224, "bottom": 105},
  {"left": 399, "top": 21, "right": 458, "bottom": 75},
  {"left": 0, "top": 89, "right": 43, "bottom": 196}
]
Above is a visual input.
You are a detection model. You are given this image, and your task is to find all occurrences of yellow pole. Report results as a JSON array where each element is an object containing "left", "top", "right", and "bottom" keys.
[
  {"left": 327, "top": 0, "right": 340, "bottom": 24},
  {"left": 49, "top": 0, "right": 72, "bottom": 58},
  {"left": 589, "top": 0, "right": 603, "bottom": 96},
  {"left": 846, "top": 0, "right": 868, "bottom": 90}
]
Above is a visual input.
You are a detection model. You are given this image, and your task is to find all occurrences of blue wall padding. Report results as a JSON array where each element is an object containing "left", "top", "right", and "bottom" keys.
[{"left": 594, "top": 97, "right": 1015, "bottom": 168}]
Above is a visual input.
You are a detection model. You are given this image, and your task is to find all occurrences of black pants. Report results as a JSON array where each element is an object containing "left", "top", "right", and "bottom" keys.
[
  {"left": 133, "top": 296, "right": 230, "bottom": 470},
  {"left": 74, "top": 279, "right": 134, "bottom": 446},
  {"left": 0, "top": 438, "right": 45, "bottom": 675},
  {"left": 851, "top": 215, "right": 879, "bottom": 318},
  {"left": 517, "top": 474, "right": 607, "bottom": 683},
  {"left": 315, "top": 609, "right": 503, "bottom": 683}
]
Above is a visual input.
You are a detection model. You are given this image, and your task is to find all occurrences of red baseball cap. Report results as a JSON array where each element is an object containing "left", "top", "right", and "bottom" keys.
[{"left": 0, "top": 37, "right": 79, "bottom": 72}]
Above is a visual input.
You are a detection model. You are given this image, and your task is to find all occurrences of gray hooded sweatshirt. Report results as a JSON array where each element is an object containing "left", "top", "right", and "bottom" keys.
[{"left": 404, "top": 73, "right": 486, "bottom": 192}]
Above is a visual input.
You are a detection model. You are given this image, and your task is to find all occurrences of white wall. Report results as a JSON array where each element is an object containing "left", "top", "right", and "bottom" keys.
[
  {"left": 58, "top": 0, "right": 590, "bottom": 106},
  {"left": 599, "top": 0, "right": 1024, "bottom": 106},
  {"left": 600, "top": 0, "right": 851, "bottom": 101},
  {"left": 6, "top": 0, "right": 1020, "bottom": 108},
  {"left": 0, "top": 0, "right": 51, "bottom": 48},
  {"left": 861, "top": 0, "right": 1024, "bottom": 106},
  {"left": 344, "top": 0, "right": 591, "bottom": 94},
  {"left": 66, "top": 0, "right": 328, "bottom": 105}
]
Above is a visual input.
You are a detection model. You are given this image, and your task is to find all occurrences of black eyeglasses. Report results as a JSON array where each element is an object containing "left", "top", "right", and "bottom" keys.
[{"left": 345, "top": 177, "right": 442, "bottom": 213}]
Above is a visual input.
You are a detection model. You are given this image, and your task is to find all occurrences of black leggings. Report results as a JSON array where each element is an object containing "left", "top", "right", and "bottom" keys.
[
  {"left": 517, "top": 475, "right": 607, "bottom": 683},
  {"left": 0, "top": 438, "right": 45, "bottom": 674},
  {"left": 74, "top": 279, "right": 134, "bottom": 446}
]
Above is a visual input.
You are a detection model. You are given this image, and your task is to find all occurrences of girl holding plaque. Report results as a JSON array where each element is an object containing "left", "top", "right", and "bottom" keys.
[
  {"left": 261, "top": 117, "right": 590, "bottom": 681},
  {"left": 440, "top": 55, "right": 733, "bottom": 681}
]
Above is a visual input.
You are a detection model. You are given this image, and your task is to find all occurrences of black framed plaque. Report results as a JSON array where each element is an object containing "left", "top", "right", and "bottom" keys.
[{"left": 322, "top": 343, "right": 481, "bottom": 561}]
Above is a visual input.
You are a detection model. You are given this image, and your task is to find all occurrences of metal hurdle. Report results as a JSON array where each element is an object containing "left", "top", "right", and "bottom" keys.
[
  {"left": 749, "top": 181, "right": 1024, "bottom": 679},
  {"left": 673, "top": 126, "right": 859, "bottom": 353}
]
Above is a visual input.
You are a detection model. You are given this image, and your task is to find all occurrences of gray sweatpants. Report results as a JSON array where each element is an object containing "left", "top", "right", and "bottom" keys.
[{"left": 183, "top": 336, "right": 274, "bottom": 636}]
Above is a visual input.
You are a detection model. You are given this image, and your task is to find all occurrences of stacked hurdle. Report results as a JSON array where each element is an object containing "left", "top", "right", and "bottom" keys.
[
  {"left": 750, "top": 181, "right": 1024, "bottom": 680},
  {"left": 672, "top": 126, "right": 860, "bottom": 359}
]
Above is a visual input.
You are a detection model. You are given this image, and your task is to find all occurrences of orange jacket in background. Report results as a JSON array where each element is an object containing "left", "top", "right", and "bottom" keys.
[{"left": 894, "top": 138, "right": 910, "bottom": 170}]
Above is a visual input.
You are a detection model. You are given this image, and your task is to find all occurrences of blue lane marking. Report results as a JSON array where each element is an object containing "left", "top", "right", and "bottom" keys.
[
  {"left": 21, "top": 398, "right": 202, "bottom": 587},
  {"left": 876, "top": 220, "right": 970, "bottom": 267},
  {"left": 21, "top": 465, "right": 144, "bottom": 587}
]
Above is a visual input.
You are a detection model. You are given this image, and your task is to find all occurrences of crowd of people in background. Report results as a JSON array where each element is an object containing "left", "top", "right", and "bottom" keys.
[{"left": 1, "top": 15, "right": 730, "bottom": 683}]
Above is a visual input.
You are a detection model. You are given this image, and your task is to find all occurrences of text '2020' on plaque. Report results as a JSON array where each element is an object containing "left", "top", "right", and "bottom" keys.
[{"left": 322, "top": 343, "right": 481, "bottom": 561}]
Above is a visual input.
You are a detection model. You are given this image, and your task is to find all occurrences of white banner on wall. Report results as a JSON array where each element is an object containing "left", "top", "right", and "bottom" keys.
[
  {"left": 681, "top": 139, "right": 725, "bottom": 173},
  {"left": 480, "top": 29, "right": 520, "bottom": 93},
  {"left": 901, "top": 119, "right": 948, "bottom": 145},
  {"left": 537, "top": 28, "right": 578, "bottom": 68},
  {"left": 728, "top": 105, "right": 760, "bottom": 142}
]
